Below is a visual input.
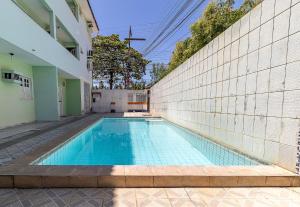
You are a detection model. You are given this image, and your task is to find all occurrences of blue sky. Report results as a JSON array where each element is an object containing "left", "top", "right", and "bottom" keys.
[{"left": 90, "top": 0, "right": 244, "bottom": 83}]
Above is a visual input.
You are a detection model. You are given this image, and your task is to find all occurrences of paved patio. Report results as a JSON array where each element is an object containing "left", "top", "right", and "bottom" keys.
[
  {"left": 1, "top": 187, "right": 300, "bottom": 207},
  {"left": 0, "top": 114, "right": 100, "bottom": 165}
]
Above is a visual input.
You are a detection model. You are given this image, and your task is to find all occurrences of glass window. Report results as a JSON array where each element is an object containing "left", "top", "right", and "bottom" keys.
[{"left": 136, "top": 93, "right": 146, "bottom": 102}]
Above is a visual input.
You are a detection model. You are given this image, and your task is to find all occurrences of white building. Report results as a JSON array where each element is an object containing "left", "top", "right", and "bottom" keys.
[{"left": 0, "top": 0, "right": 99, "bottom": 128}]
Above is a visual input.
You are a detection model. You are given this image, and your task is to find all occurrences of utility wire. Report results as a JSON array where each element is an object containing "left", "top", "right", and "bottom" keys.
[
  {"left": 144, "top": 0, "right": 206, "bottom": 57},
  {"left": 142, "top": 0, "right": 195, "bottom": 54}
]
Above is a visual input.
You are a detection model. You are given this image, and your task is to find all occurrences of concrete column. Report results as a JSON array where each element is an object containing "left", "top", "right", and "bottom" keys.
[{"left": 32, "top": 66, "right": 59, "bottom": 121}]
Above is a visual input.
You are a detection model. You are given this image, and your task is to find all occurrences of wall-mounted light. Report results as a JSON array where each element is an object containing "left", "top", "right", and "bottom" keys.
[{"left": 9, "top": 53, "right": 14, "bottom": 62}]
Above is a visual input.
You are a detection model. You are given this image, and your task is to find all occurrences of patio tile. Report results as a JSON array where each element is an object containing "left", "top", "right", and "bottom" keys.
[
  {"left": 165, "top": 188, "right": 189, "bottom": 198},
  {"left": 135, "top": 188, "right": 167, "bottom": 199},
  {"left": 169, "top": 198, "right": 198, "bottom": 207},
  {"left": 102, "top": 190, "right": 136, "bottom": 207},
  {"left": 185, "top": 188, "right": 227, "bottom": 203},
  {"left": 137, "top": 198, "right": 172, "bottom": 207}
]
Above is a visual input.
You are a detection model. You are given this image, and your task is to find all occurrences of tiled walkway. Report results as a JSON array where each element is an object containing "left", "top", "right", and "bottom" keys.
[
  {"left": 1, "top": 187, "right": 300, "bottom": 207},
  {"left": 0, "top": 114, "right": 101, "bottom": 165}
]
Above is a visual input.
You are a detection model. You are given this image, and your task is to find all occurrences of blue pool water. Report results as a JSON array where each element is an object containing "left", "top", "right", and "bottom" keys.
[{"left": 37, "top": 118, "right": 260, "bottom": 166}]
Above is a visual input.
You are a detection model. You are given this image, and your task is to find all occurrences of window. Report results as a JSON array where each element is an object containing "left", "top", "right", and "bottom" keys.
[
  {"left": 20, "top": 76, "right": 32, "bottom": 100},
  {"left": 136, "top": 93, "right": 146, "bottom": 102},
  {"left": 128, "top": 93, "right": 133, "bottom": 102}
]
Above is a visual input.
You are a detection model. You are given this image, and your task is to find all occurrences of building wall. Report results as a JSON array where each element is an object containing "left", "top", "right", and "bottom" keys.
[
  {"left": 151, "top": 0, "right": 300, "bottom": 172},
  {"left": 32, "top": 67, "right": 59, "bottom": 121},
  {"left": 0, "top": 0, "right": 92, "bottom": 83},
  {"left": 92, "top": 90, "right": 148, "bottom": 113},
  {"left": 0, "top": 0, "right": 95, "bottom": 126},
  {"left": 66, "top": 79, "right": 82, "bottom": 116},
  {"left": 0, "top": 54, "right": 35, "bottom": 128}
]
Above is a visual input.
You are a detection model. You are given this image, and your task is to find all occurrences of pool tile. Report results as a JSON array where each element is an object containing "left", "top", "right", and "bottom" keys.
[
  {"left": 70, "top": 176, "right": 98, "bottom": 188},
  {"left": 265, "top": 176, "right": 294, "bottom": 186},
  {"left": 153, "top": 176, "right": 183, "bottom": 187},
  {"left": 98, "top": 176, "right": 126, "bottom": 187},
  {"left": 42, "top": 176, "right": 71, "bottom": 188},
  {"left": 0, "top": 176, "right": 13, "bottom": 188},
  {"left": 209, "top": 176, "right": 239, "bottom": 187},
  {"left": 182, "top": 176, "right": 210, "bottom": 187},
  {"left": 125, "top": 176, "right": 154, "bottom": 187},
  {"left": 237, "top": 176, "right": 266, "bottom": 186},
  {"left": 14, "top": 175, "right": 42, "bottom": 188},
  {"left": 292, "top": 177, "right": 300, "bottom": 187}
]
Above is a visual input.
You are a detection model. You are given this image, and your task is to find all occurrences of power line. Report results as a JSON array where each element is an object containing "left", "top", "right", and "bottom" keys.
[
  {"left": 142, "top": 0, "right": 196, "bottom": 54},
  {"left": 143, "top": 0, "right": 207, "bottom": 57}
]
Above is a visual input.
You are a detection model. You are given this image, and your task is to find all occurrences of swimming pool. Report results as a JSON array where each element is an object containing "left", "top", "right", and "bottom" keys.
[{"left": 36, "top": 118, "right": 260, "bottom": 166}]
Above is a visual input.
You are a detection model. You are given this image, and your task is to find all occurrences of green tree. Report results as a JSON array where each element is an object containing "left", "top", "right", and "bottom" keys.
[
  {"left": 240, "top": 0, "right": 261, "bottom": 13},
  {"left": 150, "top": 63, "right": 169, "bottom": 84},
  {"left": 123, "top": 48, "right": 150, "bottom": 89},
  {"left": 131, "top": 80, "right": 146, "bottom": 90},
  {"left": 92, "top": 35, "right": 149, "bottom": 89},
  {"left": 92, "top": 35, "right": 125, "bottom": 89},
  {"left": 167, "top": 0, "right": 258, "bottom": 75}
]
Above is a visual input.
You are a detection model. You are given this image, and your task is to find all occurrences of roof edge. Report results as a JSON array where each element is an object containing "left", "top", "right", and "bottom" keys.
[{"left": 87, "top": 0, "right": 99, "bottom": 32}]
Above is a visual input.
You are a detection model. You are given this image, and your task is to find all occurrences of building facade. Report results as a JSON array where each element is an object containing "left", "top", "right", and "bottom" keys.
[
  {"left": 92, "top": 90, "right": 148, "bottom": 113},
  {"left": 0, "top": 0, "right": 99, "bottom": 128}
]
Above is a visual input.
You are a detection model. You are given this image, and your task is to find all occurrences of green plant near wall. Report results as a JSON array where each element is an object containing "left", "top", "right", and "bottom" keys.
[{"left": 165, "top": 0, "right": 261, "bottom": 77}]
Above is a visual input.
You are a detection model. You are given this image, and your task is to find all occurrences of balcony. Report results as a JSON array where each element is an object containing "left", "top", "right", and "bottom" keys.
[
  {"left": 65, "top": 0, "right": 79, "bottom": 21},
  {"left": 11, "top": 0, "right": 80, "bottom": 60},
  {"left": 0, "top": 0, "right": 91, "bottom": 82}
]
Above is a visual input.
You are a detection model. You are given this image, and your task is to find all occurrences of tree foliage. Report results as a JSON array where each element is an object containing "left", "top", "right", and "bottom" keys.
[
  {"left": 166, "top": 0, "right": 261, "bottom": 74},
  {"left": 150, "top": 63, "right": 169, "bottom": 84},
  {"left": 92, "top": 35, "right": 149, "bottom": 89}
]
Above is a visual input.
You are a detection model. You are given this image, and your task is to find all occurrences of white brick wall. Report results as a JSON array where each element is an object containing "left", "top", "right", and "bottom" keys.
[{"left": 150, "top": 0, "right": 299, "bottom": 172}]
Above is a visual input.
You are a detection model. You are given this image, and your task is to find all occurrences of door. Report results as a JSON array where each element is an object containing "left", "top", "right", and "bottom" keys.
[{"left": 58, "top": 82, "right": 66, "bottom": 117}]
